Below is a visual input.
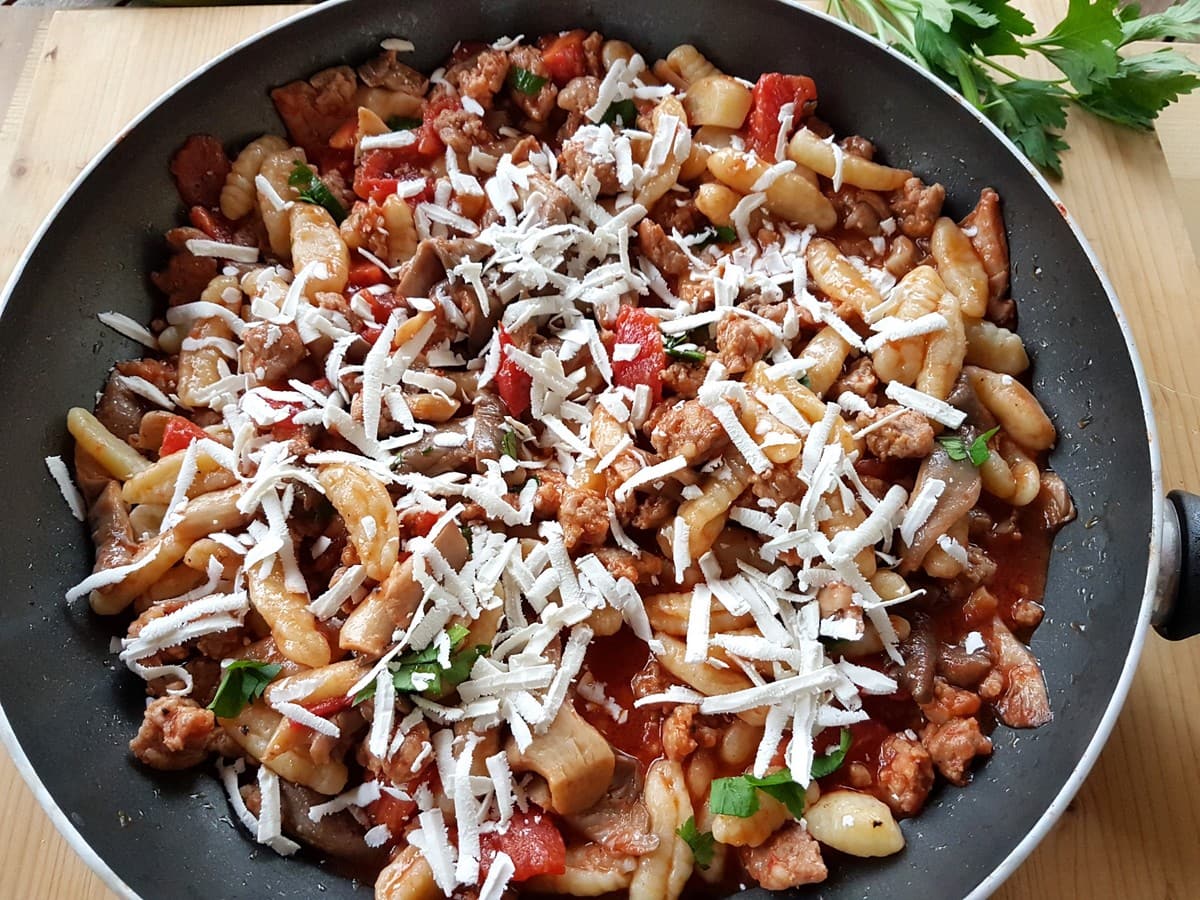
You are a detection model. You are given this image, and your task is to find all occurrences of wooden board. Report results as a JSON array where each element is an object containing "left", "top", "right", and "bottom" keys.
[{"left": 0, "top": 5, "right": 1198, "bottom": 899}]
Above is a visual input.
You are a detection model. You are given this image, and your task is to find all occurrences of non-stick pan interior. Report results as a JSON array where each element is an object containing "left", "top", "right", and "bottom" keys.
[{"left": 0, "top": 0, "right": 1152, "bottom": 897}]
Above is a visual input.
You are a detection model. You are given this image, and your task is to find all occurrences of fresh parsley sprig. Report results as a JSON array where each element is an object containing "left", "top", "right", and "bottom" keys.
[
  {"left": 825, "top": 0, "right": 1200, "bottom": 176},
  {"left": 354, "top": 624, "right": 488, "bottom": 704},
  {"left": 662, "top": 330, "right": 707, "bottom": 363},
  {"left": 938, "top": 425, "right": 1000, "bottom": 466},
  {"left": 710, "top": 730, "right": 853, "bottom": 819},
  {"left": 208, "top": 660, "right": 281, "bottom": 719},
  {"left": 676, "top": 817, "right": 716, "bottom": 868}
]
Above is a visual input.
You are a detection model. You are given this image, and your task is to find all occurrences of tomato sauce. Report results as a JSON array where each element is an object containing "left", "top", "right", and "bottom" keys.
[{"left": 577, "top": 628, "right": 664, "bottom": 767}]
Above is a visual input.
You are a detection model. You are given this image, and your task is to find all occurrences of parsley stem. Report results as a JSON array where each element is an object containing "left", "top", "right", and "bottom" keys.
[{"left": 975, "top": 55, "right": 1026, "bottom": 84}]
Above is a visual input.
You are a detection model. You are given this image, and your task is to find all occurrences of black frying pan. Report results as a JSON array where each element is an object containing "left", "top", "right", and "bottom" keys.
[{"left": 1, "top": 0, "right": 1196, "bottom": 897}]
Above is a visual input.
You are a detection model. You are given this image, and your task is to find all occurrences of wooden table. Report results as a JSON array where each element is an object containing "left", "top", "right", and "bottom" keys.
[{"left": 1, "top": 4, "right": 1199, "bottom": 898}]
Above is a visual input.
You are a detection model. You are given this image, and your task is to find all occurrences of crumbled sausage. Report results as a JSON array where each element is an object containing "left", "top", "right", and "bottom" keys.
[
  {"left": 630, "top": 494, "right": 673, "bottom": 530},
  {"left": 1009, "top": 598, "right": 1045, "bottom": 630},
  {"left": 920, "top": 717, "right": 992, "bottom": 785},
  {"left": 270, "top": 66, "right": 359, "bottom": 154},
  {"left": 716, "top": 315, "right": 774, "bottom": 374},
  {"left": 920, "top": 679, "right": 982, "bottom": 726},
  {"left": 876, "top": 733, "right": 935, "bottom": 817},
  {"left": 830, "top": 356, "right": 878, "bottom": 401},
  {"left": 841, "top": 135, "right": 876, "bottom": 160},
  {"left": 357, "top": 50, "right": 428, "bottom": 94},
  {"left": 559, "top": 486, "right": 610, "bottom": 552},
  {"left": 559, "top": 139, "right": 621, "bottom": 195},
  {"left": 169, "top": 135, "right": 231, "bottom": 209},
  {"left": 831, "top": 185, "right": 890, "bottom": 236},
  {"left": 130, "top": 697, "right": 220, "bottom": 771},
  {"left": 532, "top": 467, "right": 566, "bottom": 518},
  {"left": 636, "top": 219, "right": 689, "bottom": 277},
  {"left": 661, "top": 358, "right": 710, "bottom": 397},
  {"left": 451, "top": 49, "right": 509, "bottom": 108},
  {"left": 240, "top": 321, "right": 307, "bottom": 384},
  {"left": 889, "top": 176, "right": 945, "bottom": 240},
  {"left": 859, "top": 405, "right": 935, "bottom": 460},
  {"left": 591, "top": 547, "right": 663, "bottom": 585},
  {"left": 582, "top": 31, "right": 605, "bottom": 76},
  {"left": 433, "top": 106, "right": 496, "bottom": 154},
  {"left": 556, "top": 76, "right": 601, "bottom": 141},
  {"left": 738, "top": 822, "right": 828, "bottom": 889},
  {"left": 884, "top": 234, "right": 919, "bottom": 278},
  {"left": 649, "top": 196, "right": 704, "bottom": 235},
  {"left": 649, "top": 400, "right": 728, "bottom": 465},
  {"left": 507, "top": 46, "right": 559, "bottom": 122},
  {"left": 150, "top": 251, "right": 219, "bottom": 307},
  {"left": 662, "top": 704, "right": 700, "bottom": 761}
]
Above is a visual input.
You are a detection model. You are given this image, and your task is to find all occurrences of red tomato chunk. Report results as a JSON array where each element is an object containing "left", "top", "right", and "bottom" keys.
[
  {"left": 611, "top": 305, "right": 666, "bottom": 405},
  {"left": 478, "top": 810, "right": 567, "bottom": 882},
  {"left": 495, "top": 325, "right": 533, "bottom": 418},
  {"left": 745, "top": 72, "right": 818, "bottom": 159},
  {"left": 159, "top": 416, "right": 209, "bottom": 456}
]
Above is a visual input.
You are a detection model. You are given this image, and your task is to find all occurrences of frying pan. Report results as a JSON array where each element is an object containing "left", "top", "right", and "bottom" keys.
[{"left": 1, "top": 0, "right": 1198, "bottom": 897}]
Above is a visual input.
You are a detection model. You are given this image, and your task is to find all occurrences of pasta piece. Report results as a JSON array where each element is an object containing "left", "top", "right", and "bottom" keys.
[
  {"left": 694, "top": 182, "right": 742, "bottom": 227},
  {"left": 289, "top": 202, "right": 350, "bottom": 297},
  {"left": 220, "top": 134, "right": 289, "bottom": 220},
  {"left": 998, "top": 435, "right": 1041, "bottom": 506},
  {"left": 787, "top": 128, "right": 911, "bottom": 191},
  {"left": 798, "top": 326, "right": 853, "bottom": 397},
  {"left": 408, "top": 393, "right": 460, "bottom": 422},
  {"left": 675, "top": 455, "right": 754, "bottom": 561},
  {"left": 200, "top": 272, "right": 243, "bottom": 311},
  {"left": 526, "top": 844, "right": 637, "bottom": 895},
  {"left": 745, "top": 362, "right": 859, "bottom": 453},
  {"left": 711, "top": 791, "right": 789, "bottom": 847},
  {"left": 317, "top": 463, "right": 399, "bottom": 581},
  {"left": 375, "top": 844, "right": 442, "bottom": 900},
  {"left": 655, "top": 634, "right": 765, "bottom": 726},
  {"left": 871, "top": 265, "right": 945, "bottom": 386},
  {"left": 979, "top": 448, "right": 1017, "bottom": 501},
  {"left": 707, "top": 149, "right": 836, "bottom": 229},
  {"left": 182, "top": 537, "right": 241, "bottom": 578},
  {"left": 803, "top": 790, "right": 904, "bottom": 857},
  {"left": 665, "top": 44, "right": 720, "bottom": 85},
  {"left": 914, "top": 288, "right": 967, "bottom": 402},
  {"left": 922, "top": 516, "right": 968, "bottom": 579},
  {"left": 965, "top": 366, "right": 1055, "bottom": 451},
  {"left": 931, "top": 217, "right": 989, "bottom": 318},
  {"left": 247, "top": 561, "right": 331, "bottom": 668},
  {"left": 355, "top": 86, "right": 422, "bottom": 121},
  {"left": 645, "top": 591, "right": 755, "bottom": 636},
  {"left": 381, "top": 194, "right": 419, "bottom": 266},
  {"left": 964, "top": 319, "right": 1029, "bottom": 375},
  {"left": 869, "top": 570, "right": 912, "bottom": 602},
  {"left": 121, "top": 449, "right": 236, "bottom": 505},
  {"left": 264, "top": 660, "right": 365, "bottom": 708},
  {"left": 141, "top": 565, "right": 206, "bottom": 603},
  {"left": 822, "top": 491, "right": 876, "bottom": 577},
  {"left": 630, "top": 759, "right": 695, "bottom": 900},
  {"left": 683, "top": 76, "right": 752, "bottom": 129},
  {"left": 806, "top": 238, "right": 883, "bottom": 319},
  {"left": 67, "top": 407, "right": 150, "bottom": 480},
  {"left": 220, "top": 704, "right": 348, "bottom": 796},
  {"left": 258, "top": 147, "right": 307, "bottom": 258},
  {"left": 127, "top": 503, "right": 166, "bottom": 540},
  {"left": 717, "top": 719, "right": 765, "bottom": 768},
  {"left": 340, "top": 521, "right": 469, "bottom": 655},
  {"left": 176, "top": 317, "right": 235, "bottom": 409},
  {"left": 635, "top": 97, "right": 688, "bottom": 210},
  {"left": 89, "top": 486, "right": 246, "bottom": 614},
  {"left": 839, "top": 615, "right": 911, "bottom": 659}
]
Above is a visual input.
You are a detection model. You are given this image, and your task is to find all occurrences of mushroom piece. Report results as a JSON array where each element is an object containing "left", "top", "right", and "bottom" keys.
[
  {"left": 507, "top": 702, "right": 615, "bottom": 816},
  {"left": 564, "top": 755, "right": 659, "bottom": 856},
  {"left": 988, "top": 617, "right": 1052, "bottom": 727},
  {"left": 89, "top": 480, "right": 137, "bottom": 573}
]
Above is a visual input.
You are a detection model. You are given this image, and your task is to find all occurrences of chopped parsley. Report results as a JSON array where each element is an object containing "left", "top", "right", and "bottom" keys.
[
  {"left": 207, "top": 660, "right": 281, "bottom": 719},
  {"left": 508, "top": 66, "right": 548, "bottom": 95},
  {"left": 676, "top": 816, "right": 715, "bottom": 869},
  {"left": 662, "top": 330, "right": 706, "bottom": 364},
  {"left": 288, "top": 161, "right": 347, "bottom": 223},
  {"left": 600, "top": 99, "right": 639, "bottom": 127},
  {"left": 354, "top": 624, "right": 488, "bottom": 704},
  {"left": 460, "top": 523, "right": 474, "bottom": 553},
  {"left": 938, "top": 425, "right": 1000, "bottom": 467},
  {"left": 386, "top": 115, "right": 423, "bottom": 131},
  {"left": 695, "top": 224, "right": 737, "bottom": 246},
  {"left": 710, "top": 768, "right": 808, "bottom": 819},
  {"left": 501, "top": 429, "right": 520, "bottom": 459},
  {"left": 809, "top": 728, "right": 852, "bottom": 779}
]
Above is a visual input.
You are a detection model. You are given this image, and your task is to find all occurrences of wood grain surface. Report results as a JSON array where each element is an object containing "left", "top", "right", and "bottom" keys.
[{"left": 0, "top": 4, "right": 1198, "bottom": 899}]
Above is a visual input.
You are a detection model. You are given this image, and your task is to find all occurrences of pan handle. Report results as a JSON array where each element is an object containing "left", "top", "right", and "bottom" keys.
[{"left": 1154, "top": 491, "right": 1200, "bottom": 640}]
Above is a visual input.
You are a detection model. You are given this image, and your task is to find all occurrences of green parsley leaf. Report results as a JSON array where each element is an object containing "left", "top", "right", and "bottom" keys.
[
  {"left": 1119, "top": 0, "right": 1200, "bottom": 44},
  {"left": 915, "top": 12, "right": 985, "bottom": 105},
  {"left": 710, "top": 769, "right": 809, "bottom": 820},
  {"left": 809, "top": 728, "right": 853, "bottom": 779},
  {"left": 460, "top": 523, "right": 474, "bottom": 554},
  {"left": 676, "top": 817, "right": 715, "bottom": 869},
  {"left": 207, "top": 660, "right": 281, "bottom": 719},
  {"left": 965, "top": 0, "right": 1035, "bottom": 58},
  {"left": 387, "top": 115, "right": 423, "bottom": 131},
  {"left": 600, "top": 99, "right": 639, "bottom": 127},
  {"left": 288, "top": 161, "right": 347, "bottom": 223},
  {"left": 797, "top": 372, "right": 812, "bottom": 389},
  {"left": 508, "top": 67, "right": 548, "bottom": 95},
  {"left": 985, "top": 78, "right": 1072, "bottom": 177},
  {"left": 1028, "top": 0, "right": 1123, "bottom": 95},
  {"left": 1077, "top": 50, "right": 1200, "bottom": 130},
  {"left": 938, "top": 425, "right": 1000, "bottom": 467},
  {"left": 920, "top": 0, "right": 997, "bottom": 33},
  {"left": 354, "top": 626, "right": 484, "bottom": 704},
  {"left": 663, "top": 330, "right": 706, "bottom": 363},
  {"left": 695, "top": 224, "right": 737, "bottom": 246},
  {"left": 501, "top": 429, "right": 520, "bottom": 459},
  {"left": 709, "top": 775, "right": 760, "bottom": 818}
]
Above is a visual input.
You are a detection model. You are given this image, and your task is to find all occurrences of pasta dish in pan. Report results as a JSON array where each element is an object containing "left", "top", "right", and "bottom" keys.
[{"left": 48, "top": 29, "right": 1075, "bottom": 898}]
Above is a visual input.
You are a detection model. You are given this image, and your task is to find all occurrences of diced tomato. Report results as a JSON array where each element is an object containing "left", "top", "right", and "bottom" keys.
[
  {"left": 478, "top": 810, "right": 567, "bottom": 882},
  {"left": 541, "top": 30, "right": 588, "bottom": 85},
  {"left": 188, "top": 206, "right": 239, "bottom": 241},
  {"left": 744, "top": 72, "right": 819, "bottom": 159},
  {"left": 403, "top": 509, "right": 441, "bottom": 538},
  {"left": 354, "top": 149, "right": 428, "bottom": 203},
  {"left": 287, "top": 694, "right": 354, "bottom": 732},
  {"left": 361, "top": 323, "right": 384, "bottom": 345},
  {"left": 495, "top": 325, "right": 532, "bottom": 419},
  {"left": 369, "top": 789, "right": 417, "bottom": 837},
  {"left": 159, "top": 416, "right": 209, "bottom": 456},
  {"left": 349, "top": 260, "right": 387, "bottom": 290},
  {"left": 329, "top": 116, "right": 359, "bottom": 151},
  {"left": 262, "top": 396, "right": 306, "bottom": 439},
  {"left": 611, "top": 305, "right": 666, "bottom": 405}
]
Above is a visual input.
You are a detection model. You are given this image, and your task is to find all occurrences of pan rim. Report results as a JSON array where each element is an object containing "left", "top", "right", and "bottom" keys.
[{"left": 0, "top": 1, "right": 1163, "bottom": 898}]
